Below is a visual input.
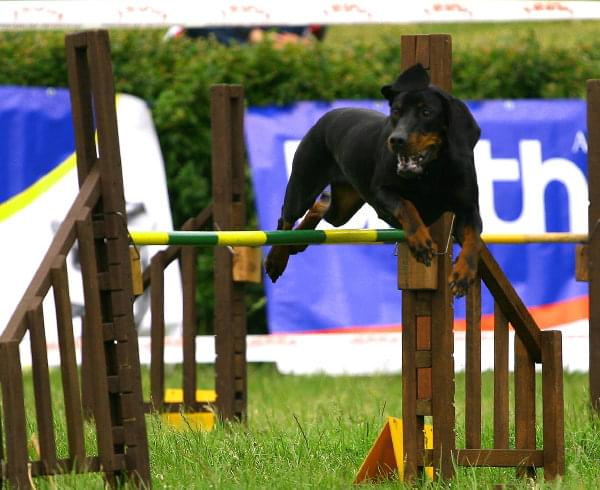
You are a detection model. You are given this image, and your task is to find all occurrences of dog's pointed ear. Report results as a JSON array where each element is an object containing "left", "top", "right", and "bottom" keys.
[
  {"left": 381, "top": 63, "right": 431, "bottom": 102},
  {"left": 434, "top": 88, "right": 480, "bottom": 159},
  {"left": 380, "top": 84, "right": 395, "bottom": 101}
]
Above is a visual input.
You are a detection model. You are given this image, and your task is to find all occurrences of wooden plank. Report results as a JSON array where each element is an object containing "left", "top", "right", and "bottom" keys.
[
  {"left": 211, "top": 84, "right": 247, "bottom": 421},
  {"left": 397, "top": 242, "right": 438, "bottom": 290},
  {"left": 0, "top": 342, "right": 29, "bottom": 488},
  {"left": 416, "top": 400, "right": 432, "bottom": 416},
  {"left": 76, "top": 216, "right": 116, "bottom": 472},
  {"left": 479, "top": 244, "right": 541, "bottom": 362},
  {"left": 415, "top": 35, "right": 430, "bottom": 69},
  {"left": 541, "top": 331, "right": 565, "bottom": 479},
  {"left": 416, "top": 316, "right": 431, "bottom": 350},
  {"left": 400, "top": 35, "right": 416, "bottom": 71},
  {"left": 417, "top": 367, "right": 432, "bottom": 400},
  {"left": 514, "top": 333, "right": 536, "bottom": 478},
  {"left": 29, "top": 455, "right": 101, "bottom": 476},
  {"left": 429, "top": 34, "right": 453, "bottom": 89},
  {"left": 0, "top": 169, "right": 100, "bottom": 343},
  {"left": 65, "top": 31, "right": 97, "bottom": 183},
  {"left": 86, "top": 29, "right": 151, "bottom": 484},
  {"left": 575, "top": 244, "right": 589, "bottom": 282},
  {"left": 494, "top": 302, "right": 509, "bottom": 449},
  {"left": 453, "top": 449, "right": 544, "bottom": 468},
  {"left": 182, "top": 246, "right": 198, "bottom": 407},
  {"left": 415, "top": 351, "right": 432, "bottom": 368},
  {"left": 465, "top": 275, "right": 482, "bottom": 449},
  {"left": 150, "top": 251, "right": 166, "bottom": 408},
  {"left": 588, "top": 80, "right": 600, "bottom": 410},
  {"left": 401, "top": 290, "right": 419, "bottom": 480},
  {"left": 424, "top": 34, "right": 455, "bottom": 481},
  {"left": 51, "top": 256, "right": 86, "bottom": 464},
  {"left": 28, "top": 300, "right": 59, "bottom": 474},
  {"left": 590, "top": 223, "right": 600, "bottom": 409}
]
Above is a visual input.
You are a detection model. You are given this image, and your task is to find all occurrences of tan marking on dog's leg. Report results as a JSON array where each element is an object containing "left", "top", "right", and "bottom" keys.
[
  {"left": 264, "top": 195, "right": 331, "bottom": 282},
  {"left": 449, "top": 224, "right": 482, "bottom": 297},
  {"left": 394, "top": 198, "right": 434, "bottom": 267}
]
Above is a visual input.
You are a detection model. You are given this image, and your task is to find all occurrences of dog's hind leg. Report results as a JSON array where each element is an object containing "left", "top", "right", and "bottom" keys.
[
  {"left": 265, "top": 191, "right": 330, "bottom": 283},
  {"left": 265, "top": 136, "right": 334, "bottom": 282},
  {"left": 323, "top": 181, "right": 365, "bottom": 227}
]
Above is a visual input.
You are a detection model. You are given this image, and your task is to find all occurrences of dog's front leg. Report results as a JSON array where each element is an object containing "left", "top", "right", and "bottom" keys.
[
  {"left": 449, "top": 210, "right": 482, "bottom": 297},
  {"left": 375, "top": 189, "right": 434, "bottom": 266}
]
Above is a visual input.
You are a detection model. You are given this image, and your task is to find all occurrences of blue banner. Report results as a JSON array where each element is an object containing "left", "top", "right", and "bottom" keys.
[{"left": 247, "top": 99, "right": 588, "bottom": 334}]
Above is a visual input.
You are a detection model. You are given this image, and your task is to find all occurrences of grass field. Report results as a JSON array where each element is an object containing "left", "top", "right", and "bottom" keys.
[{"left": 14, "top": 364, "right": 600, "bottom": 489}]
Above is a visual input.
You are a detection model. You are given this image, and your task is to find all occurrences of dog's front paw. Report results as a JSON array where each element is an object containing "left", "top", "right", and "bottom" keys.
[
  {"left": 406, "top": 225, "right": 434, "bottom": 266},
  {"left": 448, "top": 255, "right": 476, "bottom": 297},
  {"left": 264, "top": 246, "right": 291, "bottom": 283}
]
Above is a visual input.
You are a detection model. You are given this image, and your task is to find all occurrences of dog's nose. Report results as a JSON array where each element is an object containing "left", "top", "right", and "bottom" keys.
[{"left": 388, "top": 134, "right": 406, "bottom": 150}]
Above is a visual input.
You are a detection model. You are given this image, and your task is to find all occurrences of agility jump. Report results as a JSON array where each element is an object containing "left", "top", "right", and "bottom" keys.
[{"left": 0, "top": 30, "right": 576, "bottom": 488}]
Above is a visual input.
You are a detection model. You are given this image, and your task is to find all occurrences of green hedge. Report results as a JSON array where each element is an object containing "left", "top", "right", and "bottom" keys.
[{"left": 1, "top": 30, "right": 598, "bottom": 333}]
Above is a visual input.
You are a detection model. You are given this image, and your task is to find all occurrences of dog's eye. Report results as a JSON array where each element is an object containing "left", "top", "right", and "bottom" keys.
[{"left": 421, "top": 108, "right": 432, "bottom": 117}]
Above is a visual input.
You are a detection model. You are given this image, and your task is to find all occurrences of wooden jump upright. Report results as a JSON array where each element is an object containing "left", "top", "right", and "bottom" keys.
[
  {"left": 142, "top": 85, "right": 248, "bottom": 422},
  {"left": 0, "top": 30, "right": 151, "bottom": 487},
  {"left": 398, "top": 34, "right": 565, "bottom": 482},
  {"left": 399, "top": 34, "right": 456, "bottom": 481},
  {"left": 587, "top": 80, "right": 600, "bottom": 411}
]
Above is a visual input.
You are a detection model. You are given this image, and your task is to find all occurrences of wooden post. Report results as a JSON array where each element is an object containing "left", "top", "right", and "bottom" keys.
[
  {"left": 66, "top": 30, "right": 151, "bottom": 486},
  {"left": 211, "top": 85, "right": 248, "bottom": 421},
  {"left": 182, "top": 246, "right": 198, "bottom": 407},
  {"left": 400, "top": 34, "right": 455, "bottom": 481},
  {"left": 150, "top": 251, "right": 166, "bottom": 409},
  {"left": 493, "top": 303, "right": 509, "bottom": 449},
  {"left": 465, "top": 276, "right": 482, "bottom": 449},
  {"left": 587, "top": 80, "right": 600, "bottom": 411},
  {"left": 541, "top": 331, "right": 565, "bottom": 479}
]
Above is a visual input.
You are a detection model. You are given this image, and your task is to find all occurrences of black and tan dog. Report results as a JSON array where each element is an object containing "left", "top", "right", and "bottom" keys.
[{"left": 264, "top": 63, "right": 482, "bottom": 297}]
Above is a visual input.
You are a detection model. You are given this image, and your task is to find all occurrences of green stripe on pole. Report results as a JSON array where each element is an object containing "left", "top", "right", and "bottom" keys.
[{"left": 264, "top": 230, "right": 327, "bottom": 245}]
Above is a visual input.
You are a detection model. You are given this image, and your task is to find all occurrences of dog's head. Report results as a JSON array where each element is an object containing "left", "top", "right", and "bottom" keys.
[{"left": 381, "top": 63, "right": 480, "bottom": 178}]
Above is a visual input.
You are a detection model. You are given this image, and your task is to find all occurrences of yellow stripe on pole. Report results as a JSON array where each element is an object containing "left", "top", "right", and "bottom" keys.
[
  {"left": 323, "top": 229, "right": 379, "bottom": 243},
  {"left": 216, "top": 231, "right": 268, "bottom": 246},
  {"left": 129, "top": 231, "right": 170, "bottom": 245},
  {"left": 482, "top": 233, "right": 588, "bottom": 244}
]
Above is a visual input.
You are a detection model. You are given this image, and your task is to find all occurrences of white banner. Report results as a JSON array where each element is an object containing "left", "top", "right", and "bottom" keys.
[
  {"left": 0, "top": 1, "right": 599, "bottom": 29},
  {"left": 1, "top": 92, "right": 182, "bottom": 344}
]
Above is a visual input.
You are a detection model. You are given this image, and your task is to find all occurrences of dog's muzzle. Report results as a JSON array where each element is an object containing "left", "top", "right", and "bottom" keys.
[
  {"left": 396, "top": 151, "right": 428, "bottom": 175},
  {"left": 388, "top": 133, "right": 441, "bottom": 177}
]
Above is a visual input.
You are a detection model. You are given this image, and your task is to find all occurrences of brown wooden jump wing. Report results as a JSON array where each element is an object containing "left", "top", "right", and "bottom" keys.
[
  {"left": 398, "top": 34, "right": 565, "bottom": 483},
  {"left": 400, "top": 34, "right": 456, "bottom": 482},
  {"left": 0, "top": 30, "right": 152, "bottom": 488}
]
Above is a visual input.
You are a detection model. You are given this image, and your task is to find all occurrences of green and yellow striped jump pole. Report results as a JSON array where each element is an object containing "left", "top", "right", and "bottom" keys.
[
  {"left": 129, "top": 229, "right": 588, "bottom": 247},
  {"left": 130, "top": 229, "right": 406, "bottom": 247}
]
